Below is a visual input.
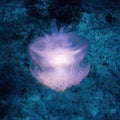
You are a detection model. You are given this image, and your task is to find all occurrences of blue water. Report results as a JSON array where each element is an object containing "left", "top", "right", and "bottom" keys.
[{"left": 0, "top": 0, "right": 120, "bottom": 120}]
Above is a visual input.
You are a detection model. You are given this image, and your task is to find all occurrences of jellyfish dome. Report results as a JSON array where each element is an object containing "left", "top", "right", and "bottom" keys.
[{"left": 28, "top": 20, "right": 90, "bottom": 92}]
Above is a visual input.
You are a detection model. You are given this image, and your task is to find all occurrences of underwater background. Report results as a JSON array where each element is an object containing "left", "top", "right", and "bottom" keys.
[{"left": 0, "top": 0, "right": 120, "bottom": 120}]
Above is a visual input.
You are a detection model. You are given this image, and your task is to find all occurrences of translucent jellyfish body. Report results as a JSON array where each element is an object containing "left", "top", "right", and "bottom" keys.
[{"left": 28, "top": 20, "right": 90, "bottom": 92}]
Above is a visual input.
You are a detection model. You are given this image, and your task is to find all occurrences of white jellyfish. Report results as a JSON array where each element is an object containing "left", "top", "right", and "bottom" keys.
[{"left": 28, "top": 20, "right": 90, "bottom": 92}]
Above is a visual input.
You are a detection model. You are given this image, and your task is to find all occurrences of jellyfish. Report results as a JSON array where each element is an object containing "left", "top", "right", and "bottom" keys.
[{"left": 28, "top": 20, "right": 90, "bottom": 92}]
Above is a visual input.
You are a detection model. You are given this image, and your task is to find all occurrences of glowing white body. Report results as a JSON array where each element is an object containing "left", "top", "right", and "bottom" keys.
[
  {"left": 50, "top": 50, "right": 71, "bottom": 66},
  {"left": 29, "top": 20, "right": 90, "bottom": 92}
]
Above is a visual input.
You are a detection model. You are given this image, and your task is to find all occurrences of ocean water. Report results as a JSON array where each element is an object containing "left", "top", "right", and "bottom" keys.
[{"left": 0, "top": 0, "right": 120, "bottom": 120}]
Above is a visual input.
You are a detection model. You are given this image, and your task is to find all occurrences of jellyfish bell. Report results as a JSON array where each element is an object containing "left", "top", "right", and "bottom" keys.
[{"left": 28, "top": 20, "right": 90, "bottom": 92}]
